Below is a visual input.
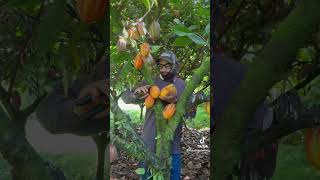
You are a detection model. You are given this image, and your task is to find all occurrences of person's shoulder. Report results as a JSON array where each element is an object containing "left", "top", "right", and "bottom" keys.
[{"left": 174, "top": 77, "right": 185, "bottom": 85}]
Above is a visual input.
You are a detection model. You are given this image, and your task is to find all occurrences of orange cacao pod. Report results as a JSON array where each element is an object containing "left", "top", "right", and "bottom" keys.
[
  {"left": 77, "top": 0, "right": 106, "bottom": 23},
  {"left": 204, "top": 101, "right": 210, "bottom": 115},
  {"left": 149, "top": 85, "right": 160, "bottom": 99},
  {"left": 163, "top": 103, "right": 176, "bottom": 120},
  {"left": 128, "top": 27, "right": 140, "bottom": 40},
  {"left": 305, "top": 128, "right": 320, "bottom": 170},
  {"left": 145, "top": 95, "right": 155, "bottom": 109},
  {"left": 134, "top": 53, "right": 144, "bottom": 70},
  {"left": 140, "top": 43, "right": 150, "bottom": 57}
]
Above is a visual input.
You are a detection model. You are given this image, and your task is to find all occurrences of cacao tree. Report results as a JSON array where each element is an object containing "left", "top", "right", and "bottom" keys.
[
  {"left": 110, "top": 0, "right": 210, "bottom": 179},
  {"left": 213, "top": 0, "right": 320, "bottom": 179},
  {"left": 0, "top": 0, "right": 108, "bottom": 179}
]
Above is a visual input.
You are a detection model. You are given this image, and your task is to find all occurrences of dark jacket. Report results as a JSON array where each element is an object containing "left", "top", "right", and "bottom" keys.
[
  {"left": 36, "top": 60, "right": 108, "bottom": 136},
  {"left": 121, "top": 76, "right": 186, "bottom": 154}
]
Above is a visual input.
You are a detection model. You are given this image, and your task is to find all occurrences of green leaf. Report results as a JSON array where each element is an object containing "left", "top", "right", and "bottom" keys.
[
  {"left": 171, "top": 24, "right": 193, "bottom": 36},
  {"left": 155, "top": 134, "right": 161, "bottom": 140},
  {"left": 135, "top": 168, "right": 145, "bottom": 175},
  {"left": 151, "top": 45, "right": 162, "bottom": 53},
  {"left": 141, "top": 0, "right": 151, "bottom": 10},
  {"left": 34, "top": 0, "right": 67, "bottom": 54},
  {"left": 188, "top": 25, "right": 198, "bottom": 31},
  {"left": 187, "top": 33, "right": 207, "bottom": 45},
  {"left": 173, "top": 36, "right": 192, "bottom": 47}
]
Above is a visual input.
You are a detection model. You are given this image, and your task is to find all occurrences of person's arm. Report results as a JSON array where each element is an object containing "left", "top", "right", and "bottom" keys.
[{"left": 121, "top": 80, "right": 149, "bottom": 104}]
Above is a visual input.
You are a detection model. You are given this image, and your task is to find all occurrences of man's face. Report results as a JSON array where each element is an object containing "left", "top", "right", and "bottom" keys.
[{"left": 158, "top": 59, "right": 172, "bottom": 76}]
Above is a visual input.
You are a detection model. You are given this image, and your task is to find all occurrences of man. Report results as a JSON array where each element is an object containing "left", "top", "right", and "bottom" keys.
[
  {"left": 122, "top": 51, "right": 186, "bottom": 180},
  {"left": 212, "top": 54, "right": 278, "bottom": 180},
  {"left": 36, "top": 59, "right": 117, "bottom": 178}
]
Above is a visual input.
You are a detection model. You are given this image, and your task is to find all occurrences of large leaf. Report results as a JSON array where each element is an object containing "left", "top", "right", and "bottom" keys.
[
  {"left": 171, "top": 24, "right": 193, "bottom": 36},
  {"left": 141, "top": 0, "right": 151, "bottom": 10},
  {"left": 173, "top": 36, "right": 192, "bottom": 47},
  {"left": 187, "top": 33, "right": 207, "bottom": 45}
]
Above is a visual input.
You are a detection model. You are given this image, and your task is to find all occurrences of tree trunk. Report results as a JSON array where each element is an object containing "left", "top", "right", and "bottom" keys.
[{"left": 212, "top": 1, "right": 320, "bottom": 179}]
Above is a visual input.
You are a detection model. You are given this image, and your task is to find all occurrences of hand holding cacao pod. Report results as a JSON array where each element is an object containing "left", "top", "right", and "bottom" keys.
[{"left": 134, "top": 85, "right": 150, "bottom": 99}]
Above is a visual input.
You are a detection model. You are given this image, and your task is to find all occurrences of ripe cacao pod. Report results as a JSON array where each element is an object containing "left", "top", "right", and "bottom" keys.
[
  {"left": 134, "top": 53, "right": 144, "bottom": 70},
  {"left": 204, "top": 101, "right": 210, "bottom": 115},
  {"left": 128, "top": 26, "right": 140, "bottom": 40},
  {"left": 149, "top": 20, "right": 160, "bottom": 40},
  {"left": 77, "top": 0, "right": 106, "bottom": 23},
  {"left": 163, "top": 103, "right": 176, "bottom": 120},
  {"left": 145, "top": 95, "right": 155, "bottom": 109},
  {"left": 159, "top": 84, "right": 177, "bottom": 100},
  {"left": 136, "top": 21, "right": 147, "bottom": 36},
  {"left": 117, "top": 36, "right": 127, "bottom": 52},
  {"left": 149, "top": 85, "right": 160, "bottom": 99},
  {"left": 304, "top": 128, "right": 320, "bottom": 170},
  {"left": 140, "top": 43, "right": 150, "bottom": 57}
]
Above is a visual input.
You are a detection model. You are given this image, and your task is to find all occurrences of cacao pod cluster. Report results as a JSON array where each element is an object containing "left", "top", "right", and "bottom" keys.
[
  {"left": 143, "top": 84, "right": 177, "bottom": 120},
  {"left": 304, "top": 128, "right": 320, "bottom": 170},
  {"left": 76, "top": 0, "right": 107, "bottom": 23},
  {"left": 116, "top": 19, "right": 161, "bottom": 53}
]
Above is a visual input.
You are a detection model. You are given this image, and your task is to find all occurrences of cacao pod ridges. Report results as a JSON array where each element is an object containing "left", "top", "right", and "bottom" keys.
[
  {"left": 149, "top": 20, "right": 160, "bottom": 41},
  {"left": 159, "top": 84, "right": 177, "bottom": 100},
  {"left": 163, "top": 103, "right": 176, "bottom": 120},
  {"left": 134, "top": 53, "right": 144, "bottom": 70},
  {"left": 145, "top": 95, "right": 155, "bottom": 109}
]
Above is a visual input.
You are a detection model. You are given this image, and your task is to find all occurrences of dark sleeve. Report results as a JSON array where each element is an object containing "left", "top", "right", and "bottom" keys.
[
  {"left": 36, "top": 75, "right": 107, "bottom": 136},
  {"left": 121, "top": 80, "right": 147, "bottom": 104}
]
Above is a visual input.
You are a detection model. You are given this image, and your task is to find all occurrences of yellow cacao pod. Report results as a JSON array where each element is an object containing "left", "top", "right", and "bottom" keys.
[
  {"left": 140, "top": 43, "right": 150, "bottom": 57},
  {"left": 77, "top": 0, "right": 106, "bottom": 23},
  {"left": 134, "top": 53, "right": 144, "bottom": 70},
  {"left": 204, "top": 101, "right": 210, "bottom": 115},
  {"left": 163, "top": 103, "right": 176, "bottom": 120},
  {"left": 145, "top": 95, "right": 155, "bottom": 109},
  {"left": 149, "top": 20, "right": 160, "bottom": 40},
  {"left": 149, "top": 86, "right": 160, "bottom": 99},
  {"left": 159, "top": 84, "right": 177, "bottom": 99}
]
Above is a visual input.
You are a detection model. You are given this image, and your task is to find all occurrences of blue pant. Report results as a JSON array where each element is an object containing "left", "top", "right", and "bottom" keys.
[{"left": 139, "top": 154, "right": 181, "bottom": 180}]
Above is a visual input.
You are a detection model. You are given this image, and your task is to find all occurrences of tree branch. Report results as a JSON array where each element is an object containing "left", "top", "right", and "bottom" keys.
[
  {"left": 213, "top": 1, "right": 320, "bottom": 179},
  {"left": 245, "top": 108, "right": 320, "bottom": 156}
]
